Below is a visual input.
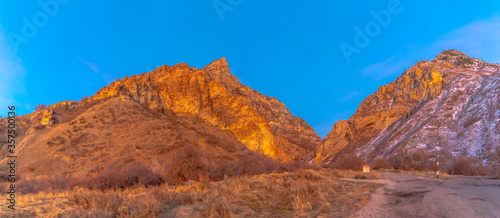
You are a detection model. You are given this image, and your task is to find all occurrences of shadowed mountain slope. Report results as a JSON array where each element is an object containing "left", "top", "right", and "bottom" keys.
[{"left": 316, "top": 49, "right": 500, "bottom": 163}]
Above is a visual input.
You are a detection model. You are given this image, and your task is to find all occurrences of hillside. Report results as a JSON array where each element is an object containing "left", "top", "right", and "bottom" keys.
[
  {"left": 316, "top": 49, "right": 500, "bottom": 163},
  {"left": 0, "top": 58, "right": 321, "bottom": 179},
  {"left": 91, "top": 58, "right": 321, "bottom": 160}
]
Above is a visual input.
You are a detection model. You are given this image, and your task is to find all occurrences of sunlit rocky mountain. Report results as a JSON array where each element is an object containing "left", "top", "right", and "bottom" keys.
[
  {"left": 0, "top": 58, "right": 321, "bottom": 178},
  {"left": 316, "top": 49, "right": 500, "bottom": 163}
]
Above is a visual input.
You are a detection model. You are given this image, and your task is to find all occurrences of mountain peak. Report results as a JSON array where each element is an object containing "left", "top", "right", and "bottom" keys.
[
  {"left": 89, "top": 57, "right": 320, "bottom": 161},
  {"left": 316, "top": 49, "right": 500, "bottom": 163},
  {"left": 208, "top": 57, "right": 228, "bottom": 65},
  {"left": 202, "top": 57, "right": 234, "bottom": 85},
  {"left": 435, "top": 49, "right": 470, "bottom": 59},
  {"left": 203, "top": 57, "right": 229, "bottom": 73},
  {"left": 433, "top": 49, "right": 485, "bottom": 67}
]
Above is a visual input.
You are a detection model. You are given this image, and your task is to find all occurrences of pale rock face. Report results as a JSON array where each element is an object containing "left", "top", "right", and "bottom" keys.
[
  {"left": 39, "top": 100, "right": 76, "bottom": 126},
  {"left": 315, "top": 120, "right": 353, "bottom": 162},
  {"left": 316, "top": 49, "right": 500, "bottom": 162},
  {"left": 91, "top": 58, "right": 321, "bottom": 161},
  {"left": 40, "top": 108, "right": 54, "bottom": 126}
]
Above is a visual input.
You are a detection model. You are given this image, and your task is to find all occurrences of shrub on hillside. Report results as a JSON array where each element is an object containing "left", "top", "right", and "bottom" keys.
[
  {"left": 452, "top": 157, "right": 488, "bottom": 176},
  {"left": 433, "top": 153, "right": 453, "bottom": 174},
  {"left": 388, "top": 149, "right": 432, "bottom": 171},
  {"left": 75, "top": 163, "right": 164, "bottom": 191},
  {"left": 489, "top": 166, "right": 500, "bottom": 180},
  {"left": 163, "top": 145, "right": 314, "bottom": 184},
  {"left": 488, "top": 148, "right": 500, "bottom": 179},
  {"left": 35, "top": 104, "right": 46, "bottom": 111},
  {"left": 372, "top": 157, "right": 393, "bottom": 170},
  {"left": 17, "top": 175, "right": 68, "bottom": 194},
  {"left": 406, "top": 149, "right": 432, "bottom": 171},
  {"left": 232, "top": 150, "right": 281, "bottom": 175},
  {"left": 164, "top": 146, "right": 210, "bottom": 184},
  {"left": 330, "top": 154, "right": 365, "bottom": 171},
  {"left": 0, "top": 173, "right": 9, "bottom": 182},
  {"left": 488, "top": 148, "right": 500, "bottom": 164},
  {"left": 388, "top": 153, "right": 405, "bottom": 170}
]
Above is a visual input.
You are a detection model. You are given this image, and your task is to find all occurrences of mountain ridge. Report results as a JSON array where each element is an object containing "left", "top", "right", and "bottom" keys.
[
  {"left": 2, "top": 49, "right": 498, "bottom": 176},
  {"left": 90, "top": 57, "right": 322, "bottom": 160},
  {"left": 3, "top": 57, "right": 321, "bottom": 171},
  {"left": 315, "top": 49, "right": 500, "bottom": 163}
]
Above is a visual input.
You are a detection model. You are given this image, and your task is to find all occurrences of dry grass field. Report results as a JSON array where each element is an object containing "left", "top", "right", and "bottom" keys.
[{"left": 1, "top": 169, "right": 381, "bottom": 217}]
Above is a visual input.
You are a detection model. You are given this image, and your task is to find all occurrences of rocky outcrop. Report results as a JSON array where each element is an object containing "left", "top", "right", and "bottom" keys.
[
  {"left": 38, "top": 100, "right": 78, "bottom": 126},
  {"left": 434, "top": 49, "right": 488, "bottom": 67},
  {"left": 315, "top": 120, "right": 353, "bottom": 162},
  {"left": 316, "top": 50, "right": 500, "bottom": 162},
  {"left": 92, "top": 58, "right": 321, "bottom": 161}
]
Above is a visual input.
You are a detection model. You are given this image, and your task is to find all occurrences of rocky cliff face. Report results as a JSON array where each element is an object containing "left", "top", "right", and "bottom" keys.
[
  {"left": 0, "top": 57, "right": 321, "bottom": 179},
  {"left": 316, "top": 50, "right": 500, "bottom": 162},
  {"left": 91, "top": 58, "right": 321, "bottom": 161}
]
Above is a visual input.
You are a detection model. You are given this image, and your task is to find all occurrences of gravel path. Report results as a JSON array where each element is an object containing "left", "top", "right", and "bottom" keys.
[{"left": 353, "top": 171, "right": 500, "bottom": 218}]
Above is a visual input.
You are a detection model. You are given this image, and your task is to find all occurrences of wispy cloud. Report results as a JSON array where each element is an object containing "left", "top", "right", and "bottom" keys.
[
  {"left": 323, "top": 16, "right": 500, "bottom": 138},
  {"left": 0, "top": 26, "right": 26, "bottom": 115},
  {"left": 101, "top": 73, "right": 115, "bottom": 84},
  {"left": 75, "top": 55, "right": 100, "bottom": 73},
  {"left": 75, "top": 54, "right": 116, "bottom": 84},
  {"left": 340, "top": 91, "right": 361, "bottom": 103},
  {"left": 362, "top": 55, "right": 412, "bottom": 80},
  {"left": 429, "top": 16, "right": 500, "bottom": 63},
  {"left": 360, "top": 15, "right": 500, "bottom": 82}
]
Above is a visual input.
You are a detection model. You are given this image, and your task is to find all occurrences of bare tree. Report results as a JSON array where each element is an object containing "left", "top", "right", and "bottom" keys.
[{"left": 34, "top": 104, "right": 46, "bottom": 111}]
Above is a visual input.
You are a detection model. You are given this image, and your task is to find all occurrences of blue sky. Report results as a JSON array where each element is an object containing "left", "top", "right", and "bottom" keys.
[{"left": 1, "top": 0, "right": 499, "bottom": 137}]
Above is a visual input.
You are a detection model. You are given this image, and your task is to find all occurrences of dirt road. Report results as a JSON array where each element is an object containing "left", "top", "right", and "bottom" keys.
[{"left": 354, "top": 171, "right": 500, "bottom": 218}]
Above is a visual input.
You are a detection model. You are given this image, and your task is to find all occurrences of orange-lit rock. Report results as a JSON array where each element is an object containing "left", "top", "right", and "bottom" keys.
[
  {"left": 92, "top": 58, "right": 321, "bottom": 161},
  {"left": 40, "top": 108, "right": 56, "bottom": 126},
  {"left": 315, "top": 120, "right": 353, "bottom": 162}
]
